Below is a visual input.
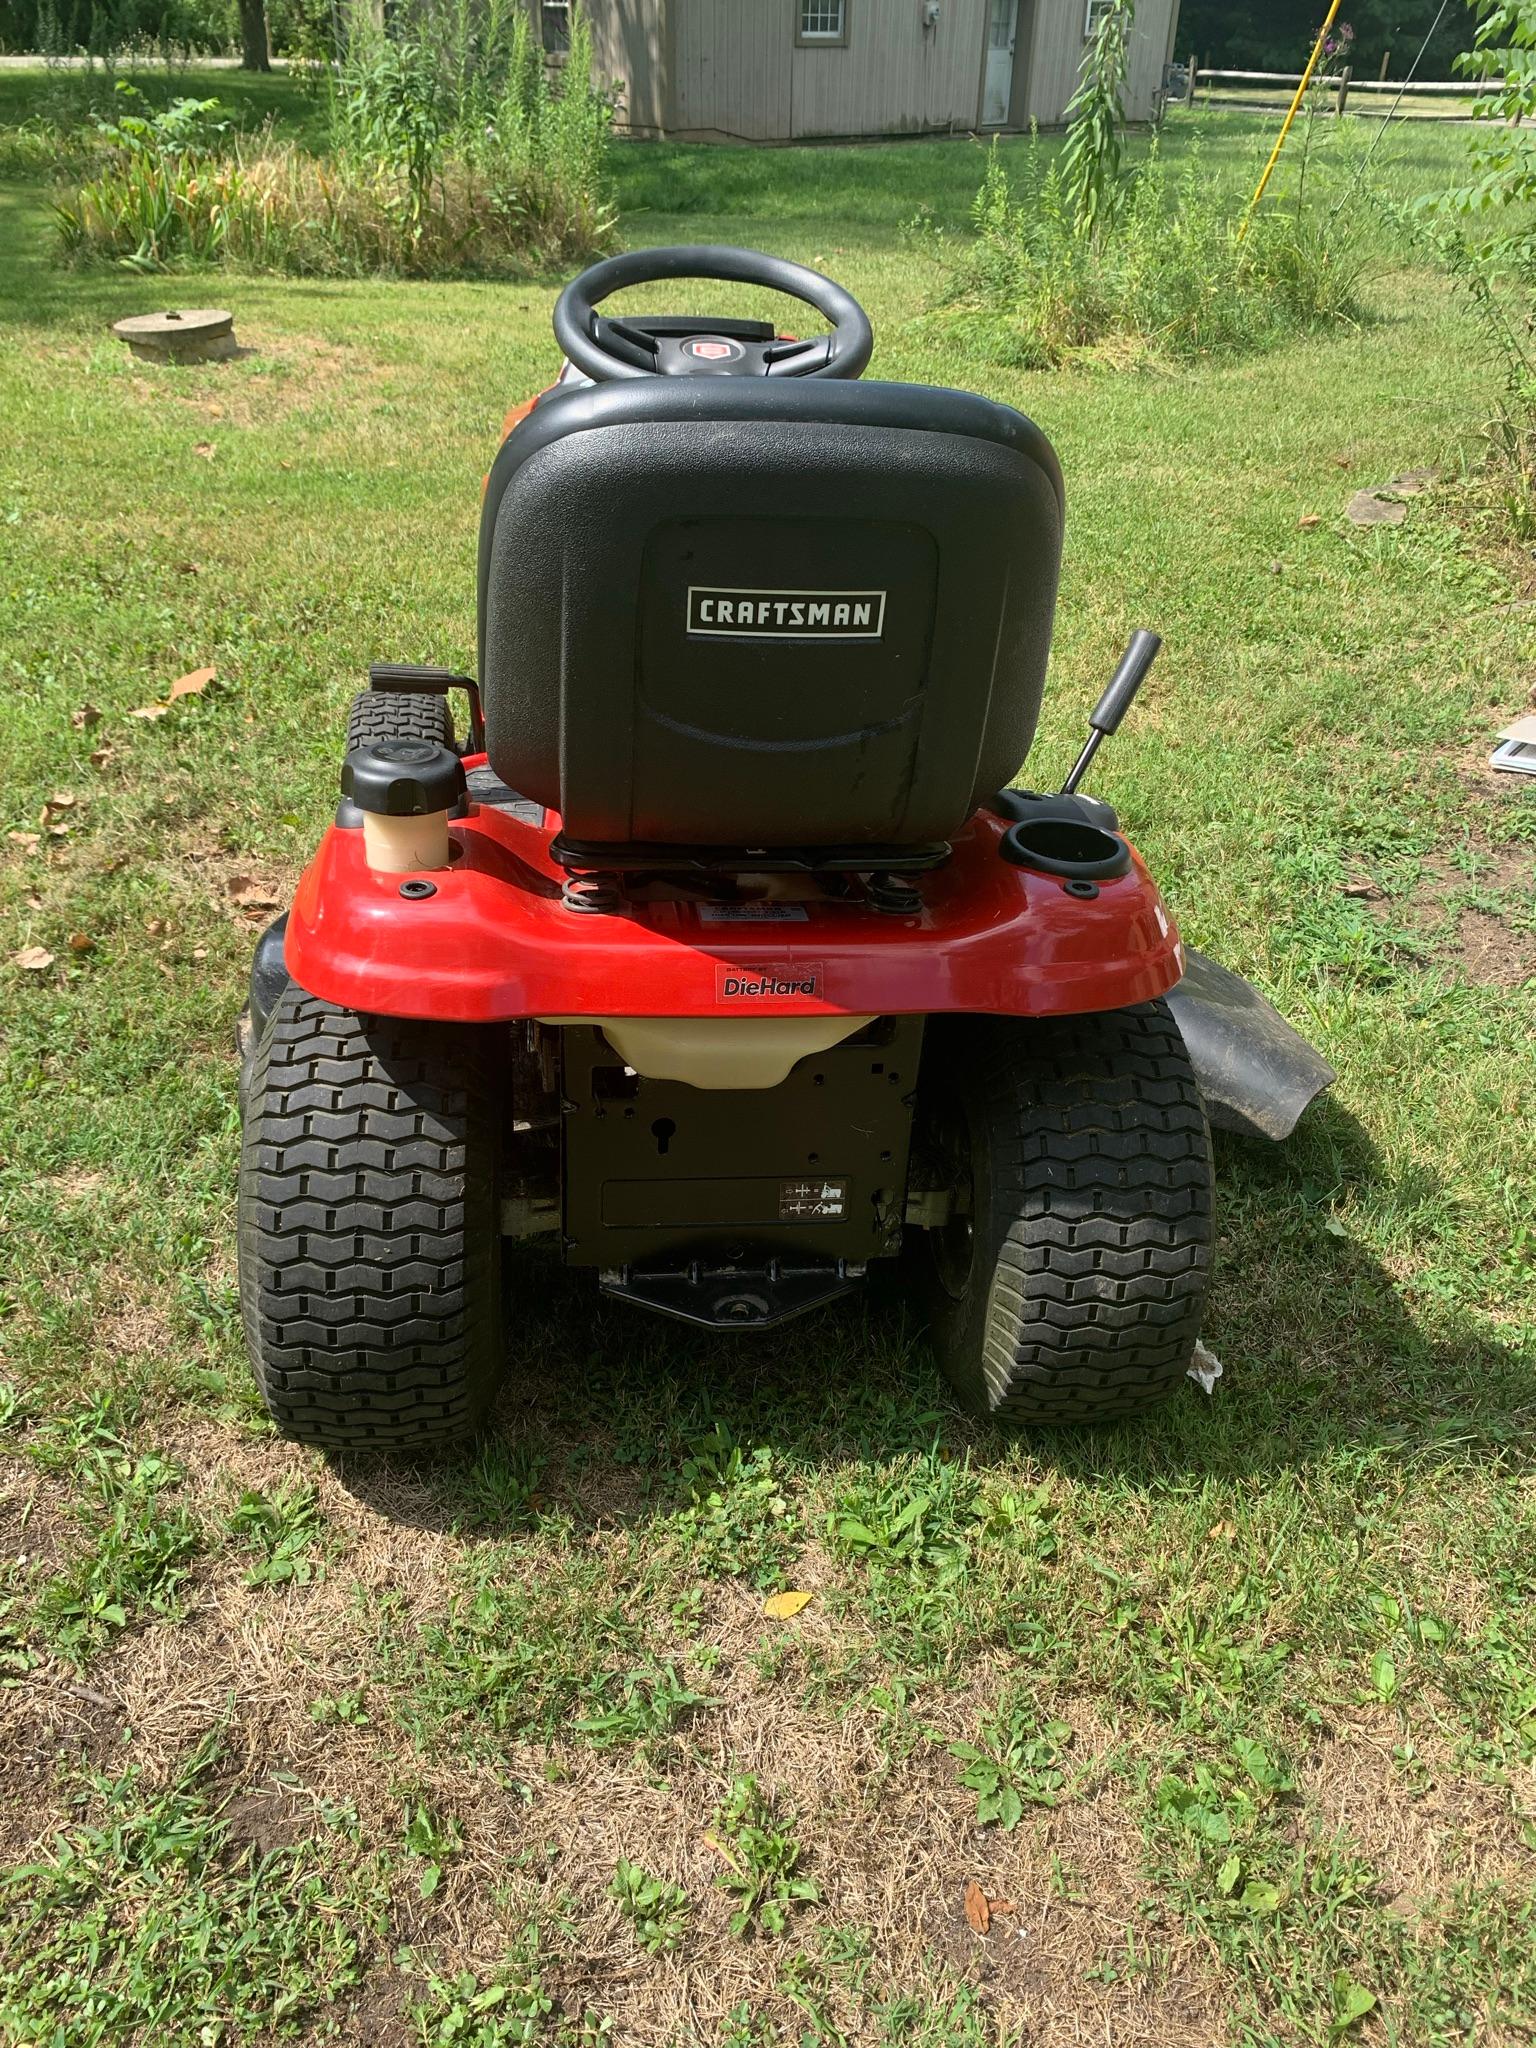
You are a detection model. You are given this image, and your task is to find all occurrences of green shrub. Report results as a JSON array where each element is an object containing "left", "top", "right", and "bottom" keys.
[
  {"left": 51, "top": 3, "right": 615, "bottom": 274},
  {"left": 932, "top": 135, "right": 1370, "bottom": 369},
  {"left": 53, "top": 82, "right": 231, "bottom": 265},
  {"left": 1419, "top": 0, "right": 1536, "bottom": 535}
]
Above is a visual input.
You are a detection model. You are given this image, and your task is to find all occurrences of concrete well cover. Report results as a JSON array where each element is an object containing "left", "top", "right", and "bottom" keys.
[{"left": 111, "top": 309, "right": 237, "bottom": 362}]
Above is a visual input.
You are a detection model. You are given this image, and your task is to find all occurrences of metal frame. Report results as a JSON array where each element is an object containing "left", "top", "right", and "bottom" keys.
[{"left": 795, "top": 0, "right": 850, "bottom": 50}]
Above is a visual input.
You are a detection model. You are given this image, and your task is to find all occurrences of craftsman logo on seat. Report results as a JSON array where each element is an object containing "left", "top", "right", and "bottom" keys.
[
  {"left": 717, "top": 962, "right": 823, "bottom": 1001},
  {"left": 687, "top": 587, "right": 887, "bottom": 640}
]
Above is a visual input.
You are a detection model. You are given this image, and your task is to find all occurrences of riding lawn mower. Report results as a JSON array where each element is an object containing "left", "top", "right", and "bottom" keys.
[{"left": 236, "top": 245, "right": 1334, "bottom": 1452}]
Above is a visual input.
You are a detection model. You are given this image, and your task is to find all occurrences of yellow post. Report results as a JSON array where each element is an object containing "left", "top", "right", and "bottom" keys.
[{"left": 1237, "top": 0, "right": 1346, "bottom": 242}]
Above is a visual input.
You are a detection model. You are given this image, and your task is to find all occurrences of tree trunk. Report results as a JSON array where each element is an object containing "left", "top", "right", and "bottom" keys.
[{"left": 238, "top": 0, "right": 272, "bottom": 71}]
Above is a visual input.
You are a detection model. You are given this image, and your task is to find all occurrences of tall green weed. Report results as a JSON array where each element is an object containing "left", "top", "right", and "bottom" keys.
[
  {"left": 931, "top": 135, "right": 1370, "bottom": 369},
  {"left": 52, "top": 0, "right": 615, "bottom": 273}
]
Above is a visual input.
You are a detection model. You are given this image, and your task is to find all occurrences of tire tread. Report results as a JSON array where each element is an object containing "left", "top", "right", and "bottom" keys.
[
  {"left": 344, "top": 690, "right": 453, "bottom": 753},
  {"left": 918, "top": 1003, "right": 1213, "bottom": 1425},
  {"left": 237, "top": 989, "right": 500, "bottom": 1450}
]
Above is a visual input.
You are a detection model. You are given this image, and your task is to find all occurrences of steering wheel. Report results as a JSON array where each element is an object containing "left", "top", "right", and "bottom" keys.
[{"left": 552, "top": 243, "right": 873, "bottom": 383}]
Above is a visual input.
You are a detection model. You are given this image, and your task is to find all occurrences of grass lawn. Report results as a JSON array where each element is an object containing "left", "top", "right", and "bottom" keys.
[{"left": 1, "top": 73, "right": 1535, "bottom": 2047}]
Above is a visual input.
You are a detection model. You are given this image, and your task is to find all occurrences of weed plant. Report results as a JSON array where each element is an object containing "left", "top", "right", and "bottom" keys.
[
  {"left": 929, "top": 134, "right": 1371, "bottom": 370},
  {"left": 51, "top": 3, "right": 614, "bottom": 273}
]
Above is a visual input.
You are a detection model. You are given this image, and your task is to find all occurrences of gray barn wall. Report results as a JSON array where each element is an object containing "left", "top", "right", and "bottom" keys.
[
  {"left": 1024, "top": 0, "right": 1179, "bottom": 124},
  {"left": 671, "top": 0, "right": 791, "bottom": 141},
  {"left": 566, "top": 0, "right": 1181, "bottom": 141},
  {"left": 666, "top": 0, "right": 990, "bottom": 141},
  {"left": 589, "top": 0, "right": 668, "bottom": 133},
  {"left": 789, "top": 0, "right": 988, "bottom": 140}
]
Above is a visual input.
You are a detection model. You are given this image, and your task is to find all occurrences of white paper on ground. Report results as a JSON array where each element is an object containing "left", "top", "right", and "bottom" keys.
[{"left": 1187, "top": 1341, "right": 1224, "bottom": 1395}]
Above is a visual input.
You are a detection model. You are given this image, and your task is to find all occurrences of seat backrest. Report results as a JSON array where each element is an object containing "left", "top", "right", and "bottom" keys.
[{"left": 478, "top": 378, "right": 1064, "bottom": 852}]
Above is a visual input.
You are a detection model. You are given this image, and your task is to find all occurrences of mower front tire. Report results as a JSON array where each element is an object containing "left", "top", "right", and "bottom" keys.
[
  {"left": 913, "top": 1003, "right": 1212, "bottom": 1425},
  {"left": 345, "top": 689, "right": 454, "bottom": 754},
  {"left": 238, "top": 988, "right": 503, "bottom": 1452}
]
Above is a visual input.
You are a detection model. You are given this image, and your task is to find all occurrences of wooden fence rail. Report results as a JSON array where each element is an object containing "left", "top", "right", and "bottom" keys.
[{"left": 1180, "top": 61, "right": 1490, "bottom": 120}]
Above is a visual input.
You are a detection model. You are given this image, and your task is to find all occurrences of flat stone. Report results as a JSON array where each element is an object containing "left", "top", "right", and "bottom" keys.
[
  {"left": 1346, "top": 489, "right": 1407, "bottom": 527},
  {"left": 111, "top": 308, "right": 237, "bottom": 364}
]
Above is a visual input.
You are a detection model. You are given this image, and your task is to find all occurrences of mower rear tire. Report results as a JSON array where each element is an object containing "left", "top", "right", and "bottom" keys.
[
  {"left": 913, "top": 1003, "right": 1212, "bottom": 1425},
  {"left": 238, "top": 987, "right": 502, "bottom": 1451},
  {"left": 345, "top": 689, "right": 454, "bottom": 753}
]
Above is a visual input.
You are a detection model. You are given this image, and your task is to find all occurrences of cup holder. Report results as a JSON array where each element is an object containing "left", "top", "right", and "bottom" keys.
[{"left": 1000, "top": 817, "right": 1131, "bottom": 882}]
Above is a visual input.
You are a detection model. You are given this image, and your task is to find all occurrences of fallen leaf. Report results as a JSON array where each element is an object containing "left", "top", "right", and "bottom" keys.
[
  {"left": 763, "top": 1589, "right": 814, "bottom": 1620},
  {"left": 988, "top": 1896, "right": 1017, "bottom": 1915},
  {"left": 67, "top": 930, "right": 94, "bottom": 954},
  {"left": 1341, "top": 881, "right": 1382, "bottom": 900},
  {"left": 71, "top": 704, "right": 101, "bottom": 729},
  {"left": 191, "top": 946, "right": 208, "bottom": 960},
  {"left": 1331, "top": 453, "right": 1354, "bottom": 469},
  {"left": 89, "top": 747, "right": 113, "bottom": 770},
  {"left": 1346, "top": 490, "right": 1406, "bottom": 528},
  {"left": 144, "top": 917, "right": 168, "bottom": 936},
  {"left": 963, "top": 1880, "right": 990, "bottom": 1934},
  {"left": 129, "top": 703, "right": 171, "bottom": 721},
  {"left": 1208, "top": 1519, "right": 1237, "bottom": 1542},
  {"left": 42, "top": 792, "right": 75, "bottom": 819},
  {"left": 167, "top": 665, "right": 216, "bottom": 702},
  {"left": 225, "top": 876, "right": 280, "bottom": 909},
  {"left": 175, "top": 560, "right": 201, "bottom": 576},
  {"left": 193, "top": 441, "right": 217, "bottom": 460},
  {"left": 12, "top": 946, "right": 53, "bottom": 971},
  {"left": 1298, "top": 513, "right": 1322, "bottom": 529},
  {"left": 7, "top": 832, "right": 40, "bottom": 852}
]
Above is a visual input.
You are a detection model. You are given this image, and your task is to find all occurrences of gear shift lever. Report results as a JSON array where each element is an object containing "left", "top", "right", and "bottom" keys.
[{"left": 1061, "top": 629, "right": 1162, "bottom": 796}]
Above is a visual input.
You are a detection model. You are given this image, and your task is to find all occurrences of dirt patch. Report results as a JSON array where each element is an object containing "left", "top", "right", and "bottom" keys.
[
  {"left": 1454, "top": 906, "right": 1536, "bottom": 989},
  {"left": 0, "top": 1463, "right": 72, "bottom": 1574},
  {"left": 220, "top": 1765, "right": 313, "bottom": 1858},
  {"left": 1300, "top": 1714, "right": 1531, "bottom": 1915},
  {"left": 98, "top": 1295, "right": 178, "bottom": 1365},
  {"left": 1360, "top": 833, "right": 1536, "bottom": 988},
  {"left": 392, "top": 1689, "right": 1230, "bottom": 2048},
  {"left": 0, "top": 1678, "right": 128, "bottom": 1862},
  {"left": 334, "top": 1966, "right": 418, "bottom": 2047}
]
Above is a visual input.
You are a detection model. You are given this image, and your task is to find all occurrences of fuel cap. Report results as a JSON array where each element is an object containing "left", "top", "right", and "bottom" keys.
[{"left": 341, "top": 738, "right": 465, "bottom": 817}]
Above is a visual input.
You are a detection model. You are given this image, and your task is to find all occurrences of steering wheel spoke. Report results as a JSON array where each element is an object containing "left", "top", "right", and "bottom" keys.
[
  {"left": 764, "top": 336, "right": 834, "bottom": 377},
  {"left": 552, "top": 244, "right": 872, "bottom": 384},
  {"left": 594, "top": 315, "right": 660, "bottom": 373}
]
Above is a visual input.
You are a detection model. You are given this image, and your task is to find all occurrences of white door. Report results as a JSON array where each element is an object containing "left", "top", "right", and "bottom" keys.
[{"left": 982, "top": 0, "right": 1018, "bottom": 126}]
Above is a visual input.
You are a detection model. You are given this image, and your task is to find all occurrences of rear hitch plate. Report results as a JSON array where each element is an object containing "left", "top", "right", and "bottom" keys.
[{"left": 600, "top": 1256, "right": 865, "bottom": 1331}]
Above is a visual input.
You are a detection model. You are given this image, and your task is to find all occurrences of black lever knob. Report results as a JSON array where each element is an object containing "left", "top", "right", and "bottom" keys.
[
  {"left": 1062, "top": 630, "right": 1162, "bottom": 796},
  {"left": 1090, "top": 628, "right": 1161, "bottom": 735}
]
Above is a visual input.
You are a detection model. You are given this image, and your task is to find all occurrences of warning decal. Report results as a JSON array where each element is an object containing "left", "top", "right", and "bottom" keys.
[
  {"left": 779, "top": 1178, "right": 850, "bottom": 1221},
  {"left": 697, "top": 903, "right": 810, "bottom": 924}
]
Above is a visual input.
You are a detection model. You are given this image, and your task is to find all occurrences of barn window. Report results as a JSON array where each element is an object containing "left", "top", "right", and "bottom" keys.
[
  {"left": 541, "top": 0, "right": 570, "bottom": 52},
  {"left": 1083, "top": 0, "right": 1112, "bottom": 37},
  {"left": 798, "top": 0, "right": 848, "bottom": 47}
]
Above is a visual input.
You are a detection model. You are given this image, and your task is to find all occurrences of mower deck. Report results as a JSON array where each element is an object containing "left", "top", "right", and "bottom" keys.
[{"left": 284, "top": 757, "right": 1184, "bottom": 1024}]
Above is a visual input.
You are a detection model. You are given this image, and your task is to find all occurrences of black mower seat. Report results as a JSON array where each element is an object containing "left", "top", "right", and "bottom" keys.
[{"left": 478, "top": 377, "right": 1064, "bottom": 859}]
